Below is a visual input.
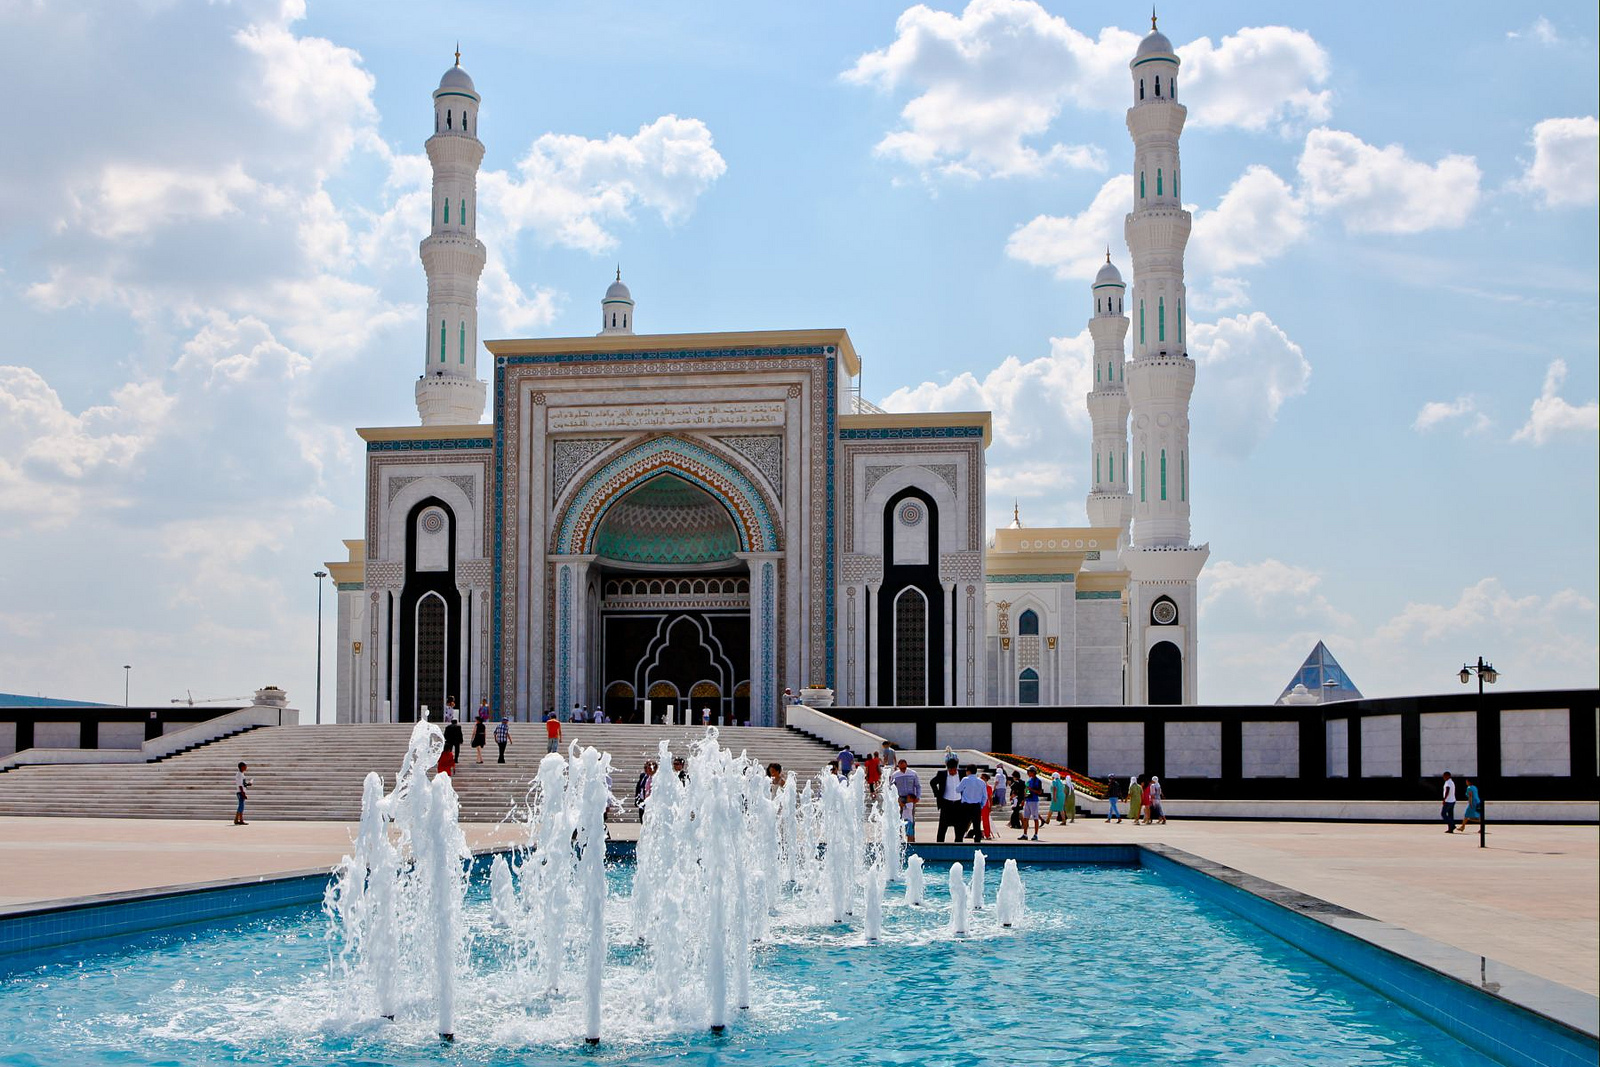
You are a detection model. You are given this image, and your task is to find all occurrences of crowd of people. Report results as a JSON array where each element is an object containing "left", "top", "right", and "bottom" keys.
[
  {"left": 1102, "top": 774, "right": 1167, "bottom": 825},
  {"left": 432, "top": 698, "right": 514, "bottom": 776}
]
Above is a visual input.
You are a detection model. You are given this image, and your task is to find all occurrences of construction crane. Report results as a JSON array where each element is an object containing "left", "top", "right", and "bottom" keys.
[{"left": 170, "top": 691, "right": 254, "bottom": 707}]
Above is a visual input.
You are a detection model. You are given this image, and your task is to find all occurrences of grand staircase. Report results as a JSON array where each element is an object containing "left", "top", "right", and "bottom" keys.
[{"left": 0, "top": 723, "right": 839, "bottom": 822}]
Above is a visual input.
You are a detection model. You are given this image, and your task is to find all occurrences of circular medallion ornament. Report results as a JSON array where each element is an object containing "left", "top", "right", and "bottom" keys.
[
  {"left": 898, "top": 502, "right": 924, "bottom": 527},
  {"left": 1151, "top": 599, "right": 1178, "bottom": 625},
  {"left": 420, "top": 509, "right": 446, "bottom": 534}
]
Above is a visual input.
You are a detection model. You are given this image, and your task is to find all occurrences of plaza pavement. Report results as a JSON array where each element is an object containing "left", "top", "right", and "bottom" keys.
[{"left": 1, "top": 814, "right": 1594, "bottom": 997}]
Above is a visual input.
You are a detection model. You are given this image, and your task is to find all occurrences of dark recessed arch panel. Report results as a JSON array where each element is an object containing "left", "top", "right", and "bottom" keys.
[
  {"left": 1148, "top": 640, "right": 1182, "bottom": 705},
  {"left": 876, "top": 485, "right": 945, "bottom": 707},
  {"left": 399, "top": 496, "right": 461, "bottom": 722}
]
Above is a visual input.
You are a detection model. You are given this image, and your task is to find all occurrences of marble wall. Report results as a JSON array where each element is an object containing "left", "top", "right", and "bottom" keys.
[
  {"left": 1500, "top": 709, "right": 1569, "bottom": 776},
  {"left": 1164, "top": 720, "right": 1220, "bottom": 777},
  {"left": 861, "top": 721, "right": 918, "bottom": 750},
  {"left": 1012, "top": 721, "right": 1070, "bottom": 765},
  {"left": 1419, "top": 711, "right": 1477, "bottom": 776},
  {"left": 33, "top": 722, "right": 79, "bottom": 749},
  {"left": 1361, "top": 714, "right": 1402, "bottom": 777},
  {"left": 1241, "top": 720, "right": 1300, "bottom": 778},
  {"left": 1326, "top": 717, "right": 1348, "bottom": 777},
  {"left": 99, "top": 722, "right": 146, "bottom": 750},
  {"left": 1087, "top": 720, "right": 1144, "bottom": 776},
  {"left": 936, "top": 721, "right": 992, "bottom": 752}
]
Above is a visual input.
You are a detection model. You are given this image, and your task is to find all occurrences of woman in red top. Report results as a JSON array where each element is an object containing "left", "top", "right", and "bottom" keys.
[
  {"left": 1141, "top": 779, "right": 1153, "bottom": 824},
  {"left": 436, "top": 746, "right": 457, "bottom": 777}
]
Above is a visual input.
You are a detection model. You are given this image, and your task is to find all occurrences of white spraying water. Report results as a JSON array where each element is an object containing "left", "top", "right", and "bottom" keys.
[
  {"left": 997, "top": 858, "right": 1026, "bottom": 927},
  {"left": 949, "top": 862, "right": 969, "bottom": 936},
  {"left": 489, "top": 854, "right": 515, "bottom": 928},
  {"left": 970, "top": 850, "right": 987, "bottom": 911},
  {"left": 905, "top": 855, "right": 926, "bottom": 906}
]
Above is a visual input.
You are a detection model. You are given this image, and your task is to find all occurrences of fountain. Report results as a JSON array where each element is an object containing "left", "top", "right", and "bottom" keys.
[
  {"left": 948, "top": 862, "right": 969, "bottom": 935},
  {"left": 997, "top": 858, "right": 1026, "bottom": 927},
  {"left": 905, "top": 855, "right": 926, "bottom": 906},
  {"left": 970, "top": 849, "right": 987, "bottom": 910}
]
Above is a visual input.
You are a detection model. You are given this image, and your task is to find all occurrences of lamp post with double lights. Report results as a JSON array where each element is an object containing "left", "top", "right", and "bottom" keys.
[{"left": 1458, "top": 656, "right": 1497, "bottom": 848}]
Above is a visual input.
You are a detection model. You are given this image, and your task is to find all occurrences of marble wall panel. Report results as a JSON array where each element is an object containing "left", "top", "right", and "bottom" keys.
[
  {"left": 937, "top": 721, "right": 992, "bottom": 753},
  {"left": 1012, "top": 722, "right": 1070, "bottom": 765},
  {"left": 34, "top": 721, "right": 79, "bottom": 749},
  {"left": 0, "top": 722, "right": 14, "bottom": 758},
  {"left": 1419, "top": 711, "right": 1478, "bottom": 776},
  {"left": 862, "top": 722, "right": 917, "bottom": 750},
  {"left": 1326, "top": 718, "right": 1348, "bottom": 777},
  {"left": 1241, "top": 720, "right": 1300, "bottom": 778},
  {"left": 1087, "top": 720, "right": 1144, "bottom": 777},
  {"left": 99, "top": 722, "right": 146, "bottom": 750},
  {"left": 1164, "top": 721, "right": 1221, "bottom": 778},
  {"left": 1361, "top": 714, "right": 1402, "bottom": 778},
  {"left": 1500, "top": 709, "right": 1569, "bottom": 776}
]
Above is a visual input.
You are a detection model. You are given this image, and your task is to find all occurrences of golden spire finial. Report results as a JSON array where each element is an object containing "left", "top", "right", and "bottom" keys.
[
  {"left": 1013, "top": 501, "right": 1020, "bottom": 523},
  {"left": 615, "top": 264, "right": 621, "bottom": 282},
  {"left": 1106, "top": 247, "right": 1112, "bottom": 263},
  {"left": 454, "top": 42, "right": 461, "bottom": 67},
  {"left": 1151, "top": 7, "right": 1158, "bottom": 31}
]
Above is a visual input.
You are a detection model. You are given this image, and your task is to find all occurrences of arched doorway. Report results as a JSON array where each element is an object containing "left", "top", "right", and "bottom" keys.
[
  {"left": 1148, "top": 641, "right": 1182, "bottom": 705},
  {"left": 604, "top": 680, "right": 635, "bottom": 722},
  {"left": 690, "top": 680, "right": 722, "bottom": 725}
]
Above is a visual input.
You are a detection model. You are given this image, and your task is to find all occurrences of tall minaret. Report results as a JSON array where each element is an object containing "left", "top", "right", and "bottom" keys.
[
  {"left": 415, "top": 50, "right": 488, "bottom": 426},
  {"left": 1086, "top": 251, "right": 1131, "bottom": 536},
  {"left": 598, "top": 269, "right": 635, "bottom": 335},
  {"left": 1120, "top": 14, "right": 1208, "bottom": 705}
]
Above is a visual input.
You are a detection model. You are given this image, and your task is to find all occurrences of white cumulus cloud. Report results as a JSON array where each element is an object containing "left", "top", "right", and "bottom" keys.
[
  {"left": 1005, "top": 175, "right": 1130, "bottom": 279},
  {"left": 1189, "top": 312, "right": 1311, "bottom": 456},
  {"left": 1190, "top": 164, "right": 1307, "bottom": 274},
  {"left": 845, "top": 2, "right": 1333, "bottom": 180},
  {"left": 1413, "top": 396, "right": 1490, "bottom": 435},
  {"left": 1511, "top": 360, "right": 1599, "bottom": 445},
  {"left": 1297, "top": 127, "right": 1481, "bottom": 234},
  {"left": 1519, "top": 116, "right": 1599, "bottom": 207}
]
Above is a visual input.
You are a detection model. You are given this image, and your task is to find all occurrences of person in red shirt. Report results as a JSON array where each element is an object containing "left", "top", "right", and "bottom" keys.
[
  {"left": 436, "top": 746, "right": 456, "bottom": 777},
  {"left": 545, "top": 711, "right": 562, "bottom": 754},
  {"left": 863, "top": 751, "right": 882, "bottom": 799}
]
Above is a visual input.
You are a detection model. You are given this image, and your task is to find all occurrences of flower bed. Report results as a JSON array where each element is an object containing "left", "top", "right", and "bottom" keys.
[{"left": 987, "top": 752, "right": 1109, "bottom": 800}]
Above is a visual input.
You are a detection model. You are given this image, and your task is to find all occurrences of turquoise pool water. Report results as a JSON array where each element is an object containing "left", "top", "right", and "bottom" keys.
[{"left": 2, "top": 862, "right": 1502, "bottom": 1066}]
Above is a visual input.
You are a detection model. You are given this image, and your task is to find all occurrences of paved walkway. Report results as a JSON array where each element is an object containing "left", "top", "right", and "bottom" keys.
[{"left": 2, "top": 815, "right": 1594, "bottom": 996}]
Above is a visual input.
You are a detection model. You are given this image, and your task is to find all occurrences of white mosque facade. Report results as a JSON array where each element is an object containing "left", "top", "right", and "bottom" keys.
[{"left": 328, "top": 23, "right": 1209, "bottom": 725}]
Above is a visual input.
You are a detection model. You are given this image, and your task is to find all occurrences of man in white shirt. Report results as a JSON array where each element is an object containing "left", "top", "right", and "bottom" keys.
[
  {"left": 1441, "top": 771, "right": 1457, "bottom": 833},
  {"left": 957, "top": 765, "right": 989, "bottom": 843},
  {"left": 930, "top": 755, "right": 964, "bottom": 842}
]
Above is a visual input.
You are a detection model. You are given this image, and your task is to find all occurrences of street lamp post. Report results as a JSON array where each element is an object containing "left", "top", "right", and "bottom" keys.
[
  {"left": 123, "top": 664, "right": 131, "bottom": 707},
  {"left": 314, "top": 570, "right": 328, "bottom": 726},
  {"left": 1458, "top": 656, "right": 1498, "bottom": 849}
]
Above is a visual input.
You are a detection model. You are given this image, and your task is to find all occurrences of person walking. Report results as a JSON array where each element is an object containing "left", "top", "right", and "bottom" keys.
[
  {"left": 443, "top": 712, "right": 463, "bottom": 765},
  {"left": 436, "top": 744, "right": 457, "bottom": 777},
  {"left": 1127, "top": 774, "right": 1144, "bottom": 825},
  {"left": 1008, "top": 770, "right": 1026, "bottom": 830},
  {"left": 545, "top": 711, "right": 562, "bottom": 754},
  {"left": 891, "top": 758, "right": 921, "bottom": 842},
  {"left": 471, "top": 710, "right": 488, "bottom": 764},
  {"left": 957, "top": 765, "right": 988, "bottom": 843},
  {"left": 979, "top": 770, "right": 996, "bottom": 840},
  {"left": 931, "top": 754, "right": 963, "bottom": 842},
  {"left": 1022, "top": 767, "right": 1046, "bottom": 841},
  {"left": 233, "top": 761, "right": 252, "bottom": 825},
  {"left": 1140, "top": 777, "right": 1154, "bottom": 825},
  {"left": 1106, "top": 775, "right": 1122, "bottom": 822},
  {"left": 863, "top": 749, "right": 883, "bottom": 799},
  {"left": 495, "top": 715, "right": 512, "bottom": 763},
  {"left": 1148, "top": 775, "right": 1166, "bottom": 824},
  {"left": 1441, "top": 771, "right": 1457, "bottom": 833},
  {"left": 837, "top": 747, "right": 855, "bottom": 778},
  {"left": 1049, "top": 772, "right": 1068, "bottom": 824},
  {"left": 1456, "top": 777, "right": 1482, "bottom": 834}
]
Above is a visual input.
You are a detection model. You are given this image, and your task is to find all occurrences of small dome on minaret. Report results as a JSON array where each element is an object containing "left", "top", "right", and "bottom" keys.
[
  {"left": 1136, "top": 11, "right": 1175, "bottom": 58},
  {"left": 439, "top": 44, "right": 477, "bottom": 93},
  {"left": 1094, "top": 253, "right": 1124, "bottom": 288},
  {"left": 599, "top": 268, "right": 635, "bottom": 335}
]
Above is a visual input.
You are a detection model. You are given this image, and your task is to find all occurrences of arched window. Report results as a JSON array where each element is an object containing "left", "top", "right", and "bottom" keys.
[
  {"left": 439, "top": 319, "right": 446, "bottom": 363},
  {"left": 893, "top": 587, "right": 929, "bottom": 707},
  {"left": 1155, "top": 75, "right": 1161, "bottom": 97},
  {"left": 1158, "top": 297, "right": 1165, "bottom": 342},
  {"left": 435, "top": 112, "right": 440, "bottom": 133},
  {"left": 1018, "top": 668, "right": 1039, "bottom": 705},
  {"left": 463, "top": 112, "right": 468, "bottom": 133},
  {"left": 1160, "top": 449, "right": 1168, "bottom": 500},
  {"left": 1096, "top": 298, "right": 1100, "bottom": 315},
  {"left": 1109, "top": 452, "right": 1114, "bottom": 481},
  {"left": 1118, "top": 297, "right": 1123, "bottom": 314},
  {"left": 1171, "top": 77, "right": 1176, "bottom": 99},
  {"left": 1140, "top": 171, "right": 1146, "bottom": 199},
  {"left": 1181, "top": 451, "right": 1187, "bottom": 502},
  {"left": 1139, "top": 301, "right": 1145, "bottom": 344},
  {"left": 460, "top": 199, "right": 466, "bottom": 227},
  {"left": 1018, "top": 609, "right": 1039, "bottom": 635},
  {"left": 443, "top": 199, "right": 450, "bottom": 224},
  {"left": 446, "top": 109, "right": 452, "bottom": 130},
  {"left": 611, "top": 312, "right": 617, "bottom": 327},
  {"left": 458, "top": 321, "right": 466, "bottom": 363},
  {"left": 1140, "top": 452, "right": 1146, "bottom": 502},
  {"left": 1177, "top": 300, "right": 1184, "bottom": 344},
  {"left": 1096, "top": 452, "right": 1100, "bottom": 483},
  {"left": 1107, "top": 359, "right": 1113, "bottom": 382},
  {"left": 1157, "top": 168, "right": 1163, "bottom": 196},
  {"left": 1139, "top": 78, "right": 1145, "bottom": 100},
  {"left": 1095, "top": 361, "right": 1100, "bottom": 383}
]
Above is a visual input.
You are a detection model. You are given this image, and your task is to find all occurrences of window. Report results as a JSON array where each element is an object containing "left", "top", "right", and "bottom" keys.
[
  {"left": 1160, "top": 449, "right": 1167, "bottom": 501},
  {"left": 446, "top": 109, "right": 452, "bottom": 130},
  {"left": 1018, "top": 668, "right": 1039, "bottom": 705},
  {"left": 1140, "top": 171, "right": 1146, "bottom": 199},
  {"left": 458, "top": 321, "right": 466, "bottom": 363},
  {"left": 1139, "top": 301, "right": 1145, "bottom": 344},
  {"left": 1095, "top": 361, "right": 1100, "bottom": 383},
  {"left": 1019, "top": 609, "right": 1040, "bottom": 636},
  {"left": 1096, "top": 452, "right": 1100, "bottom": 483},
  {"left": 439, "top": 320, "right": 446, "bottom": 362},
  {"left": 1158, "top": 297, "right": 1165, "bottom": 342},
  {"left": 1177, "top": 300, "right": 1183, "bottom": 345},
  {"left": 460, "top": 199, "right": 466, "bottom": 226},
  {"left": 1096, "top": 298, "right": 1100, "bottom": 315},
  {"left": 1157, "top": 168, "right": 1163, "bottom": 196},
  {"left": 443, "top": 199, "right": 450, "bottom": 224},
  {"left": 1155, "top": 76, "right": 1161, "bottom": 97},
  {"left": 1139, "top": 78, "right": 1145, "bottom": 100},
  {"left": 611, "top": 312, "right": 617, "bottom": 327},
  {"left": 1181, "top": 451, "right": 1187, "bottom": 501},
  {"left": 893, "top": 587, "right": 928, "bottom": 707},
  {"left": 1171, "top": 77, "right": 1176, "bottom": 98},
  {"left": 1109, "top": 451, "right": 1114, "bottom": 481},
  {"left": 463, "top": 112, "right": 468, "bottom": 133},
  {"left": 1118, "top": 297, "right": 1123, "bottom": 314},
  {"left": 1107, "top": 360, "right": 1113, "bottom": 382},
  {"left": 1140, "top": 452, "right": 1146, "bottom": 502}
]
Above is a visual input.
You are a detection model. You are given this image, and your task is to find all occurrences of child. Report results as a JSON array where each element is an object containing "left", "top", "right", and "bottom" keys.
[{"left": 233, "top": 762, "right": 252, "bottom": 825}]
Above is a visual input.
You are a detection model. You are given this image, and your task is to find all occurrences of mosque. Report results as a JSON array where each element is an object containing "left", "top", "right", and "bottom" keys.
[{"left": 326, "top": 21, "right": 1209, "bottom": 725}]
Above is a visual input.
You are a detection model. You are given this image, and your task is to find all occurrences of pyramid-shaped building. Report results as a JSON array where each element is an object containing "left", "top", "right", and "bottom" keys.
[{"left": 1277, "top": 641, "right": 1364, "bottom": 704}]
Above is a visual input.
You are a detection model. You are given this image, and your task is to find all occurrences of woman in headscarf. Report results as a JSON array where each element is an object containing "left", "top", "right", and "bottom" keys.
[
  {"left": 1048, "top": 772, "right": 1068, "bottom": 824},
  {"left": 1127, "top": 774, "right": 1144, "bottom": 825},
  {"left": 1062, "top": 772, "right": 1076, "bottom": 823},
  {"left": 1140, "top": 776, "right": 1154, "bottom": 824},
  {"left": 1148, "top": 775, "right": 1166, "bottom": 825}
]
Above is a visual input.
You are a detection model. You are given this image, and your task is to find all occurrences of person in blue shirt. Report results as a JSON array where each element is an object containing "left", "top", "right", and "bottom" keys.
[
  {"left": 1455, "top": 777, "right": 1482, "bottom": 833},
  {"left": 957, "top": 765, "right": 988, "bottom": 843},
  {"left": 837, "top": 748, "right": 854, "bottom": 777}
]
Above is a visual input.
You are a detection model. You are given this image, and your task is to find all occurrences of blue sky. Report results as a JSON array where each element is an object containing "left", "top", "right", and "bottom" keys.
[{"left": 1, "top": 0, "right": 1595, "bottom": 711}]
